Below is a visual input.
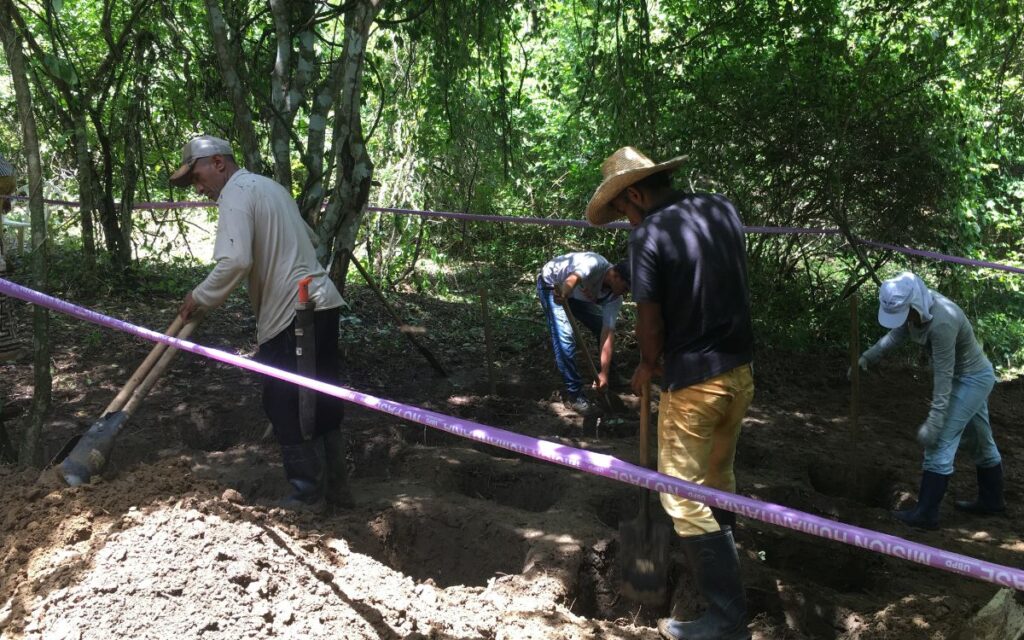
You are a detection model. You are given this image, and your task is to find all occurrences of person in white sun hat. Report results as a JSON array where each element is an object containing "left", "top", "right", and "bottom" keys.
[
  {"left": 588, "top": 146, "right": 754, "bottom": 640},
  {"left": 858, "top": 271, "right": 1005, "bottom": 530}
]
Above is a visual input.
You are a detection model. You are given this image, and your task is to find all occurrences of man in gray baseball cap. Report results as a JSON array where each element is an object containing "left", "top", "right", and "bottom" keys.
[
  {"left": 169, "top": 135, "right": 234, "bottom": 188},
  {"left": 170, "top": 134, "right": 352, "bottom": 511},
  {"left": 0, "top": 150, "right": 27, "bottom": 363}
]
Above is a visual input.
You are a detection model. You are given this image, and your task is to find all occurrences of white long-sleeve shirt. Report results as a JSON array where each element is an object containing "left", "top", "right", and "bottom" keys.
[{"left": 192, "top": 169, "right": 343, "bottom": 344}]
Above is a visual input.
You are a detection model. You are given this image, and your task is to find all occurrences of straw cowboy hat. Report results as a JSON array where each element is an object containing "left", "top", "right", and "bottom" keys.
[{"left": 585, "top": 146, "right": 687, "bottom": 225}]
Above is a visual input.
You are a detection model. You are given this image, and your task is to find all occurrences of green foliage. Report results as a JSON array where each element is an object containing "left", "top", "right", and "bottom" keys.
[
  {"left": 946, "top": 267, "right": 1024, "bottom": 377},
  {"left": 5, "top": 0, "right": 1024, "bottom": 371},
  {"left": 34, "top": 237, "right": 207, "bottom": 304}
]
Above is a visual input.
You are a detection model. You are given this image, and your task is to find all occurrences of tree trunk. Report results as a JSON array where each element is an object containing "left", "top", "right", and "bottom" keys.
[
  {"left": 268, "top": 0, "right": 294, "bottom": 189},
  {"left": 204, "top": 0, "right": 263, "bottom": 173},
  {"left": 117, "top": 42, "right": 153, "bottom": 264},
  {"left": 91, "top": 118, "right": 131, "bottom": 271},
  {"left": 300, "top": 50, "right": 347, "bottom": 225},
  {"left": 319, "top": 0, "right": 384, "bottom": 293},
  {"left": 268, "top": 0, "right": 318, "bottom": 207},
  {"left": 0, "top": 0, "right": 52, "bottom": 467},
  {"left": 73, "top": 120, "right": 96, "bottom": 267}
]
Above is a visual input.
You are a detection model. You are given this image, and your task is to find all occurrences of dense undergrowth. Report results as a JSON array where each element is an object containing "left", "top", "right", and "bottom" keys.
[{"left": 8, "top": 232, "right": 1024, "bottom": 380}]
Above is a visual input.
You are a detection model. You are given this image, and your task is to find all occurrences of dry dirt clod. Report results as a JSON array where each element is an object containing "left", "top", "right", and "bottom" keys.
[{"left": 314, "top": 568, "right": 334, "bottom": 583}]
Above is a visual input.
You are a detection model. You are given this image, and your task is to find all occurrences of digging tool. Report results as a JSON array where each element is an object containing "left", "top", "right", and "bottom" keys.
[
  {"left": 559, "top": 299, "right": 613, "bottom": 411},
  {"left": 619, "top": 382, "right": 671, "bottom": 604},
  {"left": 295, "top": 276, "right": 317, "bottom": 441},
  {"left": 55, "top": 315, "right": 202, "bottom": 486}
]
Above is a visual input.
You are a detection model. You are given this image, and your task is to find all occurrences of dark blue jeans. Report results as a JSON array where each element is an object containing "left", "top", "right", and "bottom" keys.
[{"left": 537, "top": 278, "right": 604, "bottom": 397}]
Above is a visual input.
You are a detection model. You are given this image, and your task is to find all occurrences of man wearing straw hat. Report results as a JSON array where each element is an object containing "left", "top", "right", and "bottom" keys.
[{"left": 587, "top": 147, "right": 754, "bottom": 640}]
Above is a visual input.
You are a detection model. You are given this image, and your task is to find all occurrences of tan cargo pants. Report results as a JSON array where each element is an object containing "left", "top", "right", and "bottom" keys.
[{"left": 658, "top": 363, "right": 754, "bottom": 537}]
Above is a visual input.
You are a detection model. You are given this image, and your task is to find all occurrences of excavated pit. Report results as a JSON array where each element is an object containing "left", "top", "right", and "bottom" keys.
[
  {"left": 808, "top": 460, "right": 897, "bottom": 508},
  {"left": 177, "top": 421, "right": 244, "bottom": 452},
  {"left": 366, "top": 502, "right": 531, "bottom": 588},
  {"left": 748, "top": 527, "right": 879, "bottom": 593},
  {"left": 571, "top": 537, "right": 668, "bottom": 626},
  {"left": 591, "top": 487, "right": 637, "bottom": 530},
  {"left": 450, "top": 462, "right": 562, "bottom": 512},
  {"left": 589, "top": 484, "right": 676, "bottom": 532}
]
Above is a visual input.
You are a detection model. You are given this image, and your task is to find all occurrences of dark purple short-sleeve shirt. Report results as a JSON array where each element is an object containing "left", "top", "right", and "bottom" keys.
[{"left": 630, "top": 192, "right": 754, "bottom": 391}]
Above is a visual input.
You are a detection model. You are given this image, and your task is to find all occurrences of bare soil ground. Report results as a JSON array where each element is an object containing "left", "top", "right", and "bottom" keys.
[{"left": 1, "top": 282, "right": 1022, "bottom": 639}]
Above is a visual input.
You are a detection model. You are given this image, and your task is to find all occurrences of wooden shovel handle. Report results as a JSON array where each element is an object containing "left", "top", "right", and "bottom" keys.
[
  {"left": 121, "top": 316, "right": 202, "bottom": 416},
  {"left": 103, "top": 314, "right": 186, "bottom": 415},
  {"left": 560, "top": 300, "right": 602, "bottom": 383},
  {"left": 639, "top": 382, "right": 651, "bottom": 468},
  {"left": 560, "top": 300, "right": 615, "bottom": 410}
]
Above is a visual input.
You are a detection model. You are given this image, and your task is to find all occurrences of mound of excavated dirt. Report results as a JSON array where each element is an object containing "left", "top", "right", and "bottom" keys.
[
  {"left": 0, "top": 454, "right": 654, "bottom": 640},
  {"left": 2, "top": 288, "right": 1023, "bottom": 639}
]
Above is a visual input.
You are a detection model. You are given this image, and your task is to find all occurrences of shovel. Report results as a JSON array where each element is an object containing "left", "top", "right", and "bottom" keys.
[
  {"left": 55, "top": 314, "right": 201, "bottom": 486},
  {"left": 619, "top": 381, "right": 672, "bottom": 604}
]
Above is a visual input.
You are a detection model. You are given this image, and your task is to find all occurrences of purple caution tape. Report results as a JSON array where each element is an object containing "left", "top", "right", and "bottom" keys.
[
  {"left": 367, "top": 208, "right": 1024, "bottom": 273},
  {"left": 368, "top": 206, "right": 610, "bottom": 229},
  {"left": 369, "top": 207, "right": 846, "bottom": 237},
  {"left": 2, "top": 276, "right": 1022, "bottom": 591},
  {"left": 743, "top": 226, "right": 842, "bottom": 236},
  {"left": 4, "top": 193, "right": 1024, "bottom": 274},
  {"left": 2, "top": 195, "right": 80, "bottom": 207},
  {"left": 1, "top": 195, "right": 215, "bottom": 210},
  {"left": 859, "top": 239, "right": 1024, "bottom": 276},
  {"left": 133, "top": 200, "right": 216, "bottom": 210}
]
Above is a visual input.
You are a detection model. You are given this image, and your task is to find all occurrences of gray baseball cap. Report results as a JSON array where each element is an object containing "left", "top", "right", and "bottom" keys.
[{"left": 169, "top": 135, "right": 233, "bottom": 187}]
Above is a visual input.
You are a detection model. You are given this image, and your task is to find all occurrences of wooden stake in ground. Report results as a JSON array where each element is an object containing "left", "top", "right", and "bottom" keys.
[
  {"left": 479, "top": 286, "right": 497, "bottom": 396},
  {"left": 344, "top": 250, "right": 448, "bottom": 378},
  {"left": 849, "top": 291, "right": 859, "bottom": 428}
]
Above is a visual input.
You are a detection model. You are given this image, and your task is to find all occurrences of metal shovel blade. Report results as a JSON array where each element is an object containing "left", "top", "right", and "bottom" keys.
[
  {"left": 52, "top": 315, "right": 201, "bottom": 486},
  {"left": 56, "top": 411, "right": 128, "bottom": 486},
  {"left": 618, "top": 489, "right": 672, "bottom": 604},
  {"left": 618, "top": 380, "right": 670, "bottom": 604}
]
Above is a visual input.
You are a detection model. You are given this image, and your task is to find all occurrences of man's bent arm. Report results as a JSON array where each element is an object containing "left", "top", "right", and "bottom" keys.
[
  {"left": 598, "top": 326, "right": 614, "bottom": 389},
  {"left": 555, "top": 273, "right": 581, "bottom": 303}
]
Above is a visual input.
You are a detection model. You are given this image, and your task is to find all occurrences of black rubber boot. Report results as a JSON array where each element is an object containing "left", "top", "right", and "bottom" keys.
[
  {"left": 323, "top": 430, "right": 355, "bottom": 509},
  {"left": 892, "top": 471, "right": 951, "bottom": 530},
  {"left": 955, "top": 463, "right": 1006, "bottom": 515},
  {"left": 279, "top": 441, "right": 324, "bottom": 508},
  {"left": 657, "top": 529, "right": 750, "bottom": 640}
]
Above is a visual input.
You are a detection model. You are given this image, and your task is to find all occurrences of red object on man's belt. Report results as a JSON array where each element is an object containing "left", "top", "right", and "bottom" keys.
[{"left": 298, "top": 276, "right": 313, "bottom": 304}]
